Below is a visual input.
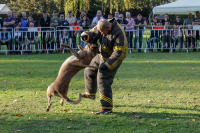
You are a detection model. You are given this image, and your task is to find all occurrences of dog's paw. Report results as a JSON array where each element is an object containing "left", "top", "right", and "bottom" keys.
[{"left": 45, "top": 108, "right": 49, "bottom": 112}]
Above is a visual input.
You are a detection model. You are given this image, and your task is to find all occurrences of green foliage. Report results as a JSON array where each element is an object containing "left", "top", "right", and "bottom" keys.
[
  {"left": 5, "top": 0, "right": 176, "bottom": 17},
  {"left": 8, "top": 0, "right": 59, "bottom": 16},
  {"left": 0, "top": 52, "right": 200, "bottom": 132}
]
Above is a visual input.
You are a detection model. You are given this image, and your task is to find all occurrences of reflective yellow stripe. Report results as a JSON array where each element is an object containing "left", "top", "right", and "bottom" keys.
[
  {"left": 116, "top": 23, "right": 128, "bottom": 47},
  {"left": 100, "top": 93, "right": 113, "bottom": 105},
  {"left": 105, "top": 51, "right": 127, "bottom": 70},
  {"left": 102, "top": 43, "right": 113, "bottom": 54},
  {"left": 113, "top": 46, "right": 129, "bottom": 53}
]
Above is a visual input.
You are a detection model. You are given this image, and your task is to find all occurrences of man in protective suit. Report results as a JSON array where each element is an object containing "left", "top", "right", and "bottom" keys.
[{"left": 81, "top": 18, "right": 128, "bottom": 114}]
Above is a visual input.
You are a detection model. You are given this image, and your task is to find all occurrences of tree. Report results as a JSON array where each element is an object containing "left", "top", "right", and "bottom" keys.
[
  {"left": 63, "top": 0, "right": 176, "bottom": 17},
  {"left": 8, "top": 0, "right": 58, "bottom": 16}
]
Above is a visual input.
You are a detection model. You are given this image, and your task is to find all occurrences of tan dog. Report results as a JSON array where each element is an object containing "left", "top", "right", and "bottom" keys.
[{"left": 46, "top": 44, "right": 99, "bottom": 112}]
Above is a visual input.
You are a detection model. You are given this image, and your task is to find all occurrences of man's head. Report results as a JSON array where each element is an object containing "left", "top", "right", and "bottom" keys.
[
  {"left": 60, "top": 14, "right": 64, "bottom": 20},
  {"left": 195, "top": 11, "right": 200, "bottom": 17},
  {"left": 96, "top": 13, "right": 101, "bottom": 20},
  {"left": 68, "top": 10, "right": 72, "bottom": 17},
  {"left": 108, "top": 14, "right": 113, "bottom": 19},
  {"left": 126, "top": 12, "right": 131, "bottom": 18},
  {"left": 97, "top": 19, "right": 111, "bottom": 35},
  {"left": 154, "top": 14, "right": 158, "bottom": 19},
  {"left": 43, "top": 10, "right": 47, "bottom": 18},
  {"left": 7, "top": 11, "right": 12, "bottom": 18},
  {"left": 22, "top": 12, "right": 26, "bottom": 18},
  {"left": 188, "top": 13, "right": 192, "bottom": 19},
  {"left": 176, "top": 15, "right": 180, "bottom": 21},
  {"left": 137, "top": 14, "right": 142, "bottom": 20},
  {"left": 29, "top": 22, "right": 34, "bottom": 27},
  {"left": 97, "top": 10, "right": 102, "bottom": 16},
  {"left": 118, "top": 14, "right": 124, "bottom": 21},
  {"left": 13, "top": 12, "right": 18, "bottom": 18},
  {"left": 53, "top": 10, "right": 57, "bottom": 16},
  {"left": 115, "top": 11, "right": 119, "bottom": 18}
]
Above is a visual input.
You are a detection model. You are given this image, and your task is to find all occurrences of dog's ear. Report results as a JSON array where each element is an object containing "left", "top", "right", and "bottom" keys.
[{"left": 77, "top": 45, "right": 84, "bottom": 51}]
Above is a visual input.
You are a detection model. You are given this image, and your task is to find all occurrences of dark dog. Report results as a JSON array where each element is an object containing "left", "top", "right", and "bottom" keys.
[{"left": 46, "top": 44, "right": 99, "bottom": 112}]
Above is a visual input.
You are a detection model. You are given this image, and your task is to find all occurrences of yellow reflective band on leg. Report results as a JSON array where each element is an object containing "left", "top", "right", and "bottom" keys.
[{"left": 100, "top": 93, "right": 113, "bottom": 105}]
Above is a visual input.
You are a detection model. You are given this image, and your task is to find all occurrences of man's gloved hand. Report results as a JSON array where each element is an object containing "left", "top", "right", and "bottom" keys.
[{"left": 99, "top": 63, "right": 108, "bottom": 71}]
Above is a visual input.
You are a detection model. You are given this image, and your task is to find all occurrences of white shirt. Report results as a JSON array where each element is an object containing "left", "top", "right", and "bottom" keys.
[{"left": 92, "top": 16, "right": 104, "bottom": 25}]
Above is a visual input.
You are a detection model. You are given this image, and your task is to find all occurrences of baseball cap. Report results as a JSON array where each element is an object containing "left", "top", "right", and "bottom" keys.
[
  {"left": 60, "top": 14, "right": 64, "bottom": 17},
  {"left": 68, "top": 10, "right": 72, "bottom": 13},
  {"left": 43, "top": 10, "right": 47, "bottom": 13},
  {"left": 53, "top": 10, "right": 57, "bottom": 13}
]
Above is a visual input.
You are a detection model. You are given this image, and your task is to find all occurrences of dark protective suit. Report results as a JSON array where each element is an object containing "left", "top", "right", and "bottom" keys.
[{"left": 83, "top": 19, "right": 128, "bottom": 110}]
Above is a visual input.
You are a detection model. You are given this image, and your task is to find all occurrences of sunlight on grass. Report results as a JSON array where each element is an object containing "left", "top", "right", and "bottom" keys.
[{"left": 0, "top": 53, "right": 200, "bottom": 132}]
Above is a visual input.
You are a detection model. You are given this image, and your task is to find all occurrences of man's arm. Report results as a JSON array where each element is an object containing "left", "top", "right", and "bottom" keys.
[
  {"left": 104, "top": 33, "right": 128, "bottom": 70},
  {"left": 49, "top": 34, "right": 55, "bottom": 44},
  {"left": 142, "top": 20, "right": 147, "bottom": 26},
  {"left": 192, "top": 21, "right": 200, "bottom": 25}
]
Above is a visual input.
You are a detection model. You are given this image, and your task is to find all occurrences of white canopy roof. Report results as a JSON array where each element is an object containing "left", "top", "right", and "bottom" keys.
[
  {"left": 153, "top": 0, "right": 200, "bottom": 15},
  {"left": 0, "top": 4, "right": 11, "bottom": 14}
]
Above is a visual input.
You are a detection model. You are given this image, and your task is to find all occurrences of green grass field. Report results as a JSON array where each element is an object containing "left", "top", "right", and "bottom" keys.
[{"left": 0, "top": 52, "right": 200, "bottom": 133}]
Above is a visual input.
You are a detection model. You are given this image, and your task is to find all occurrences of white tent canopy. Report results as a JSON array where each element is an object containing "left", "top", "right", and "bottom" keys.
[
  {"left": 0, "top": 4, "right": 11, "bottom": 14},
  {"left": 153, "top": 0, "right": 200, "bottom": 15}
]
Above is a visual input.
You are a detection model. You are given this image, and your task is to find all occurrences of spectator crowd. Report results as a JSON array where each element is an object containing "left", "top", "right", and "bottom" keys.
[{"left": 0, "top": 9, "right": 200, "bottom": 54}]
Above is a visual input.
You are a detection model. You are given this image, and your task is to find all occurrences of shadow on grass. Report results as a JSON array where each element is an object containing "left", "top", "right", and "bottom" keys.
[{"left": 1, "top": 110, "right": 200, "bottom": 132}]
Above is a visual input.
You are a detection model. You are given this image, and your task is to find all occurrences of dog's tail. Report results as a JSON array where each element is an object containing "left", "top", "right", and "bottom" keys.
[{"left": 58, "top": 93, "right": 82, "bottom": 104}]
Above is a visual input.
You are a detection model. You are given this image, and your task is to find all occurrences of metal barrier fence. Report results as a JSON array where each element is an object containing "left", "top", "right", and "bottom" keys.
[{"left": 0, "top": 25, "right": 200, "bottom": 55}]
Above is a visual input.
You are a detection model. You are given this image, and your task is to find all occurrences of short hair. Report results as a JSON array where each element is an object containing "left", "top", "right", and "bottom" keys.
[
  {"left": 28, "top": 16, "right": 33, "bottom": 21},
  {"left": 119, "top": 14, "right": 124, "bottom": 17},
  {"left": 137, "top": 14, "right": 142, "bottom": 17},
  {"left": 126, "top": 12, "right": 130, "bottom": 16},
  {"left": 97, "top": 19, "right": 111, "bottom": 31},
  {"left": 108, "top": 14, "right": 112, "bottom": 16}
]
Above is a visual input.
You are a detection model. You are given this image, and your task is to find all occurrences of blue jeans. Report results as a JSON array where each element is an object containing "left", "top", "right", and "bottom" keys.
[
  {"left": 162, "top": 35, "right": 171, "bottom": 48},
  {"left": 173, "top": 39, "right": 182, "bottom": 49},
  {"left": 126, "top": 31, "right": 133, "bottom": 49},
  {"left": 80, "top": 41, "right": 87, "bottom": 49},
  {"left": 147, "top": 37, "right": 159, "bottom": 50},
  {"left": 134, "top": 30, "right": 143, "bottom": 51}
]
